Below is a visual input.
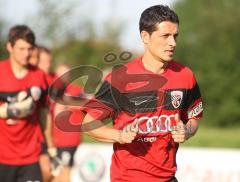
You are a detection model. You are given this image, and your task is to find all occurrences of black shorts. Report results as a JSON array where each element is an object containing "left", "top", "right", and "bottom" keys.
[
  {"left": 0, "top": 162, "right": 42, "bottom": 182},
  {"left": 169, "top": 176, "right": 178, "bottom": 182},
  {"left": 57, "top": 146, "right": 77, "bottom": 167}
]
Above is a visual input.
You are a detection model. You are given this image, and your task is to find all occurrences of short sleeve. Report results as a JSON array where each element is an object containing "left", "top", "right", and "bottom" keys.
[
  {"left": 182, "top": 73, "right": 203, "bottom": 121},
  {"left": 83, "top": 80, "right": 119, "bottom": 121}
]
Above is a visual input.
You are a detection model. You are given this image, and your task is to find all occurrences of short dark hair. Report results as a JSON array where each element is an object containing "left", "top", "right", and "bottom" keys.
[
  {"left": 8, "top": 25, "right": 35, "bottom": 46},
  {"left": 38, "top": 46, "right": 51, "bottom": 55},
  {"left": 139, "top": 5, "right": 179, "bottom": 34}
]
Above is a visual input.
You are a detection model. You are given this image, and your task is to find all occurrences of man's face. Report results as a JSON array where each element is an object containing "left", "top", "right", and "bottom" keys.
[
  {"left": 38, "top": 52, "right": 52, "bottom": 74},
  {"left": 143, "top": 21, "right": 179, "bottom": 62},
  {"left": 29, "top": 47, "right": 39, "bottom": 66},
  {"left": 7, "top": 39, "right": 33, "bottom": 66}
]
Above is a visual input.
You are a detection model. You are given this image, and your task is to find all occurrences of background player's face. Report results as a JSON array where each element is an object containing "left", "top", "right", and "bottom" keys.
[
  {"left": 143, "top": 21, "right": 178, "bottom": 62},
  {"left": 55, "top": 64, "right": 70, "bottom": 82},
  {"left": 55, "top": 64, "right": 70, "bottom": 77},
  {"left": 7, "top": 39, "right": 33, "bottom": 66},
  {"left": 29, "top": 47, "right": 39, "bottom": 66},
  {"left": 38, "top": 51, "right": 52, "bottom": 74}
]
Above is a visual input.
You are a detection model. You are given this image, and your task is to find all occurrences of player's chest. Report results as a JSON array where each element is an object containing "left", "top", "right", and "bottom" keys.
[
  {"left": 117, "top": 81, "right": 189, "bottom": 114},
  {"left": 0, "top": 72, "right": 43, "bottom": 91}
]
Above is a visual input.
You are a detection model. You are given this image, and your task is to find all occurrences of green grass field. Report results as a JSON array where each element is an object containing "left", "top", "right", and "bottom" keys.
[
  {"left": 83, "top": 127, "right": 240, "bottom": 148},
  {"left": 182, "top": 127, "right": 240, "bottom": 148}
]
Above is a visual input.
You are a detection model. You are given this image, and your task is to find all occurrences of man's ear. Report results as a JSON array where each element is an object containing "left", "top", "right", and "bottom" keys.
[
  {"left": 140, "top": 31, "right": 150, "bottom": 44},
  {"left": 6, "top": 42, "right": 13, "bottom": 53}
]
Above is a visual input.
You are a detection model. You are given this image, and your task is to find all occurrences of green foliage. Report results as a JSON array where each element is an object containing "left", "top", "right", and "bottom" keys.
[
  {"left": 33, "top": 0, "right": 78, "bottom": 46},
  {"left": 52, "top": 38, "right": 122, "bottom": 69},
  {"left": 174, "top": 0, "right": 240, "bottom": 127},
  {"left": 32, "top": 0, "right": 125, "bottom": 70},
  {"left": 0, "top": 8, "right": 7, "bottom": 60},
  {"left": 0, "top": 26, "right": 7, "bottom": 60}
]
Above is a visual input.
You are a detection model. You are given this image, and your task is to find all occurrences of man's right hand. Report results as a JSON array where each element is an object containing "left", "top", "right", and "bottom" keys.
[{"left": 118, "top": 120, "right": 138, "bottom": 144}]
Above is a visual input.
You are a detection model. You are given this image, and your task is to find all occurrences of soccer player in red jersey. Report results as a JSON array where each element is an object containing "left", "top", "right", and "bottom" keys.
[
  {"left": 39, "top": 62, "right": 83, "bottom": 181},
  {"left": 38, "top": 46, "right": 54, "bottom": 84},
  {"left": 29, "top": 45, "right": 40, "bottom": 67},
  {"left": 0, "top": 25, "right": 49, "bottom": 182},
  {"left": 36, "top": 46, "right": 56, "bottom": 182},
  {"left": 52, "top": 63, "right": 82, "bottom": 164},
  {"left": 82, "top": 5, "right": 203, "bottom": 182}
]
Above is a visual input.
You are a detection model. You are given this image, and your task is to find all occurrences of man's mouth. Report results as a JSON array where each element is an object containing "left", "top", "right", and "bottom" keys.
[{"left": 165, "top": 50, "right": 174, "bottom": 55}]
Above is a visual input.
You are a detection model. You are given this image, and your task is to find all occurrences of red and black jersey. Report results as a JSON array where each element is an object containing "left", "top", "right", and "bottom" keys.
[
  {"left": 45, "top": 73, "right": 55, "bottom": 86},
  {"left": 0, "top": 60, "right": 48, "bottom": 165},
  {"left": 51, "top": 84, "right": 83, "bottom": 147},
  {"left": 84, "top": 57, "right": 203, "bottom": 182}
]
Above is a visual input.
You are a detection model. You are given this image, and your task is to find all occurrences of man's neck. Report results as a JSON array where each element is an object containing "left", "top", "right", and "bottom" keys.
[
  {"left": 10, "top": 57, "right": 28, "bottom": 79},
  {"left": 142, "top": 53, "right": 168, "bottom": 74}
]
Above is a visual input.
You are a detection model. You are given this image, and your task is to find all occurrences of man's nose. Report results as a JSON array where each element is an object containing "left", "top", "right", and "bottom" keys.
[
  {"left": 169, "top": 36, "right": 176, "bottom": 47},
  {"left": 25, "top": 49, "right": 32, "bottom": 57}
]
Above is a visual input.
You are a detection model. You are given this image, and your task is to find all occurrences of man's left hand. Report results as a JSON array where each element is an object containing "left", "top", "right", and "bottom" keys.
[{"left": 171, "top": 113, "right": 191, "bottom": 143}]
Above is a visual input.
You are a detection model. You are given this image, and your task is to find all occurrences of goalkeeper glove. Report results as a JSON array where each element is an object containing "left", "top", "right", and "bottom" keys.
[{"left": 0, "top": 87, "right": 42, "bottom": 119}]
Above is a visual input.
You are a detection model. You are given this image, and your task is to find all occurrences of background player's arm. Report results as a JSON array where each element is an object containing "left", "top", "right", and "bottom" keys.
[
  {"left": 82, "top": 113, "right": 137, "bottom": 144},
  {"left": 38, "top": 107, "right": 56, "bottom": 157},
  {"left": 44, "top": 111, "right": 55, "bottom": 148}
]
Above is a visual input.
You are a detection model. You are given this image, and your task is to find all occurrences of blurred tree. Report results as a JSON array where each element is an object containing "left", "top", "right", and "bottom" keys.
[
  {"left": 0, "top": 10, "right": 7, "bottom": 60},
  {"left": 53, "top": 38, "right": 121, "bottom": 69},
  {"left": 28, "top": 0, "right": 128, "bottom": 91},
  {"left": 30, "top": 0, "right": 130, "bottom": 68},
  {"left": 102, "top": 1, "right": 123, "bottom": 44},
  {"left": 174, "top": 0, "right": 240, "bottom": 127},
  {"left": 30, "top": 0, "right": 79, "bottom": 47}
]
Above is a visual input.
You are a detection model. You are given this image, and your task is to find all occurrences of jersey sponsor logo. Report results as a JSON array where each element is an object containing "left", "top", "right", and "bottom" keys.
[
  {"left": 137, "top": 136, "right": 157, "bottom": 143},
  {"left": 188, "top": 102, "right": 203, "bottom": 118},
  {"left": 134, "top": 114, "right": 175, "bottom": 134},
  {"left": 129, "top": 95, "right": 157, "bottom": 106},
  {"left": 171, "top": 91, "right": 183, "bottom": 109}
]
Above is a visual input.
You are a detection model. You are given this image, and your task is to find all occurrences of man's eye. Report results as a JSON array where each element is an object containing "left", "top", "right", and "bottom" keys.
[{"left": 161, "top": 35, "right": 169, "bottom": 38}]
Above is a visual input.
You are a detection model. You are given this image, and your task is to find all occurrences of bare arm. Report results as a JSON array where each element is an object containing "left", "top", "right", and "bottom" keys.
[
  {"left": 171, "top": 113, "right": 199, "bottom": 143},
  {"left": 45, "top": 112, "right": 55, "bottom": 148},
  {"left": 82, "top": 113, "right": 138, "bottom": 144},
  {"left": 185, "top": 118, "right": 199, "bottom": 139},
  {"left": 39, "top": 107, "right": 59, "bottom": 157},
  {"left": 38, "top": 108, "right": 55, "bottom": 148}
]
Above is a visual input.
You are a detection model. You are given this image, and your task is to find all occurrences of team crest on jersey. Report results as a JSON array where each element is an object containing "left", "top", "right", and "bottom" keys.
[{"left": 171, "top": 91, "right": 183, "bottom": 109}]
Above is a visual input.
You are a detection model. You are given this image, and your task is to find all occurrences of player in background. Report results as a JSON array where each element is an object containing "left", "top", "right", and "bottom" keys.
[
  {"left": 53, "top": 64, "right": 83, "bottom": 163},
  {"left": 29, "top": 45, "right": 40, "bottom": 67},
  {"left": 82, "top": 5, "right": 203, "bottom": 182},
  {"left": 49, "top": 63, "right": 83, "bottom": 181},
  {"left": 37, "top": 53, "right": 83, "bottom": 181},
  {"left": 38, "top": 46, "right": 55, "bottom": 84},
  {"left": 0, "top": 25, "right": 50, "bottom": 182},
  {"left": 36, "top": 46, "right": 56, "bottom": 182}
]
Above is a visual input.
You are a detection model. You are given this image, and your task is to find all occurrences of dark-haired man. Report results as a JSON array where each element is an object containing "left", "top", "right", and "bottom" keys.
[
  {"left": 82, "top": 5, "right": 203, "bottom": 182},
  {"left": 0, "top": 25, "right": 49, "bottom": 182}
]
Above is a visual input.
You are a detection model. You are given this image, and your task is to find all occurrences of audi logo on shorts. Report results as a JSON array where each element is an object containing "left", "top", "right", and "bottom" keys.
[{"left": 134, "top": 114, "right": 175, "bottom": 134}]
